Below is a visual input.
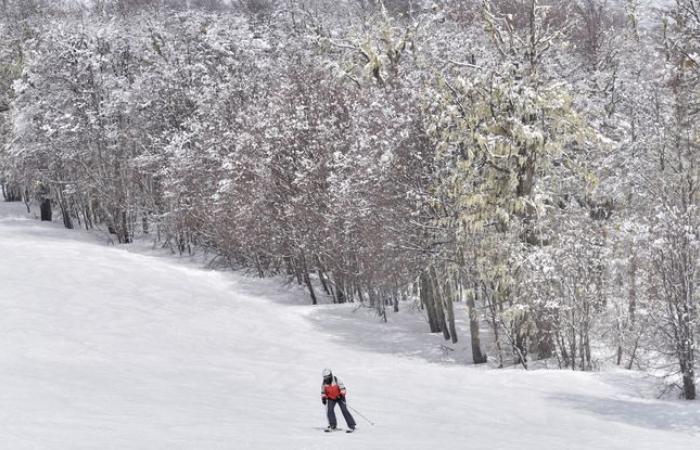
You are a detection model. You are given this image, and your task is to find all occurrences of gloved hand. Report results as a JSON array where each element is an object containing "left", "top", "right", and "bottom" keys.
[
  {"left": 322, "top": 397, "right": 327, "bottom": 405},
  {"left": 337, "top": 395, "right": 345, "bottom": 402}
]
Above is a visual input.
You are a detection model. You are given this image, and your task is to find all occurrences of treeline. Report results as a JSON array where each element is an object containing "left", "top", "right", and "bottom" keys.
[{"left": 0, "top": 0, "right": 698, "bottom": 398}]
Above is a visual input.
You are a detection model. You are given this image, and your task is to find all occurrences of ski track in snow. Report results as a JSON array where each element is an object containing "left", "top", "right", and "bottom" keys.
[{"left": 1, "top": 203, "right": 699, "bottom": 450}]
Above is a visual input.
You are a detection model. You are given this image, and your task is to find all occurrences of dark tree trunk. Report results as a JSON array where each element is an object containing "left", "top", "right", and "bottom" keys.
[
  {"left": 40, "top": 198, "right": 52, "bottom": 221},
  {"left": 333, "top": 272, "right": 346, "bottom": 304},
  {"left": 284, "top": 256, "right": 294, "bottom": 276},
  {"left": 318, "top": 269, "right": 332, "bottom": 296},
  {"left": 366, "top": 283, "right": 376, "bottom": 308},
  {"left": 420, "top": 270, "right": 440, "bottom": 333},
  {"left": 83, "top": 204, "right": 92, "bottom": 230},
  {"left": 681, "top": 361, "right": 696, "bottom": 400},
  {"left": 58, "top": 192, "right": 73, "bottom": 229},
  {"left": 676, "top": 302, "right": 696, "bottom": 400},
  {"left": 120, "top": 210, "right": 130, "bottom": 243},
  {"left": 442, "top": 274, "right": 459, "bottom": 344},
  {"left": 293, "top": 257, "right": 303, "bottom": 285},
  {"left": 300, "top": 252, "right": 318, "bottom": 305},
  {"left": 254, "top": 254, "right": 265, "bottom": 278},
  {"left": 2, "top": 183, "right": 22, "bottom": 202},
  {"left": 355, "top": 283, "right": 366, "bottom": 303},
  {"left": 24, "top": 188, "right": 31, "bottom": 213},
  {"left": 469, "top": 282, "right": 488, "bottom": 364},
  {"left": 60, "top": 206, "right": 73, "bottom": 229},
  {"left": 429, "top": 267, "right": 451, "bottom": 341}
]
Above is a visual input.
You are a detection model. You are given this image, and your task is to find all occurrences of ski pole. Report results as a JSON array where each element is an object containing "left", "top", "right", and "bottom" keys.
[{"left": 346, "top": 404, "right": 375, "bottom": 426}]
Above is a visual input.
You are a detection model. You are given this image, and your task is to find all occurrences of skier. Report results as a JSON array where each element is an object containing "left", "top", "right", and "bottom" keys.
[{"left": 321, "top": 368, "right": 357, "bottom": 433}]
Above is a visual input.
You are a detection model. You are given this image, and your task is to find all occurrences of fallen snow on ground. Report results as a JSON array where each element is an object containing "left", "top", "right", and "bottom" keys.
[{"left": 1, "top": 202, "right": 699, "bottom": 449}]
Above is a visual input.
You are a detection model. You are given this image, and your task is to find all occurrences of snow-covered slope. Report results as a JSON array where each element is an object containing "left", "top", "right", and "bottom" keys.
[{"left": 1, "top": 203, "right": 698, "bottom": 449}]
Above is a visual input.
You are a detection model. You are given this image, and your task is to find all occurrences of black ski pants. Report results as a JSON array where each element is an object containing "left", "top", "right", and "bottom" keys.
[{"left": 327, "top": 398, "right": 356, "bottom": 429}]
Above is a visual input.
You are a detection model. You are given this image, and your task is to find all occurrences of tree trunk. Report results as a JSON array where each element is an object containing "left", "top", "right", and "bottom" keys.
[
  {"left": 318, "top": 269, "right": 332, "bottom": 296},
  {"left": 333, "top": 272, "right": 346, "bottom": 304},
  {"left": 301, "top": 252, "right": 318, "bottom": 305},
  {"left": 429, "top": 266, "right": 451, "bottom": 341},
  {"left": 393, "top": 287, "right": 399, "bottom": 313},
  {"left": 120, "top": 209, "right": 130, "bottom": 243},
  {"left": 354, "top": 283, "right": 364, "bottom": 303},
  {"left": 57, "top": 190, "right": 73, "bottom": 229},
  {"left": 681, "top": 360, "right": 696, "bottom": 400},
  {"left": 2, "top": 183, "right": 22, "bottom": 202},
  {"left": 469, "top": 282, "right": 487, "bottom": 364},
  {"left": 482, "top": 282, "right": 504, "bottom": 367},
  {"left": 254, "top": 253, "right": 265, "bottom": 278},
  {"left": 442, "top": 274, "right": 458, "bottom": 344},
  {"left": 420, "top": 270, "right": 440, "bottom": 333},
  {"left": 40, "top": 198, "right": 52, "bottom": 221},
  {"left": 676, "top": 297, "right": 696, "bottom": 399},
  {"left": 284, "top": 256, "right": 294, "bottom": 276},
  {"left": 293, "top": 257, "right": 303, "bottom": 285}
]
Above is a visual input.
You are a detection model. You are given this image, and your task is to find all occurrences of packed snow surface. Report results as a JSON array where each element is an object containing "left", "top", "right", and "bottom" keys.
[{"left": 1, "top": 203, "right": 699, "bottom": 449}]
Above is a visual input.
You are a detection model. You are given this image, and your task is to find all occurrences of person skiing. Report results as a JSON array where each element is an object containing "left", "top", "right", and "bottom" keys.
[{"left": 321, "top": 368, "right": 357, "bottom": 433}]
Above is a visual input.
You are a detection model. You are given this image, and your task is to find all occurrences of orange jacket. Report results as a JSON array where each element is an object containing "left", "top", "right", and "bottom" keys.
[{"left": 321, "top": 376, "right": 346, "bottom": 400}]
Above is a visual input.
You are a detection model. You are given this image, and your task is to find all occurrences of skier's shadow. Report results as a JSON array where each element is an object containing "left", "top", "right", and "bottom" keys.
[{"left": 550, "top": 393, "right": 700, "bottom": 434}]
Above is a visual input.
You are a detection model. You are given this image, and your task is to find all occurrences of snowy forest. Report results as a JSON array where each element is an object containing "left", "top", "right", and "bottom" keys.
[{"left": 0, "top": 0, "right": 698, "bottom": 400}]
